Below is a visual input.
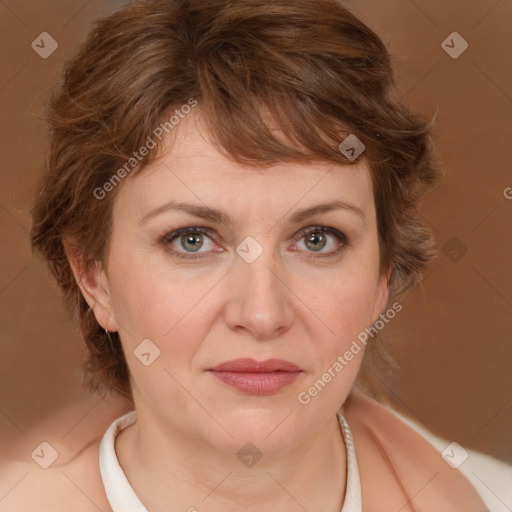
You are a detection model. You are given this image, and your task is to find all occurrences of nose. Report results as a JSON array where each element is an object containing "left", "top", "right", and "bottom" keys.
[{"left": 224, "top": 245, "right": 295, "bottom": 341}]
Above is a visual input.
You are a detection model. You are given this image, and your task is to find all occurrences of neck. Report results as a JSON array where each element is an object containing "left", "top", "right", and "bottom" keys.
[{"left": 115, "top": 410, "right": 347, "bottom": 512}]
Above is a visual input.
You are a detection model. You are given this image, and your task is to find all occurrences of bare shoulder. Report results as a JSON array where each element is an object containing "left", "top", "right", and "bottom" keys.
[{"left": 1, "top": 439, "right": 111, "bottom": 512}]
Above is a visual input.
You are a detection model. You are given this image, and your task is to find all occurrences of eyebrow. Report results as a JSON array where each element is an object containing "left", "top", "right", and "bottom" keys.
[{"left": 140, "top": 199, "right": 366, "bottom": 226}]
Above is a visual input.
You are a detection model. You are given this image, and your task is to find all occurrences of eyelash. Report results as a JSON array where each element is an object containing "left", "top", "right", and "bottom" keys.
[{"left": 160, "top": 226, "right": 349, "bottom": 261}]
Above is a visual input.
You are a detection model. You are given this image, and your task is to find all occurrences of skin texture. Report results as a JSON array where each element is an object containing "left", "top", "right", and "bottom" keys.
[{"left": 67, "top": 113, "right": 390, "bottom": 512}]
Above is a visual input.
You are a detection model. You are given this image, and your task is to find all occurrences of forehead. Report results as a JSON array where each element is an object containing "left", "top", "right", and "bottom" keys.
[{"left": 114, "top": 113, "right": 375, "bottom": 224}]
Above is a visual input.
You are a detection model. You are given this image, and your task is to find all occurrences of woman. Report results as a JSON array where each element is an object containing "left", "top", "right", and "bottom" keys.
[{"left": 27, "top": 0, "right": 508, "bottom": 510}]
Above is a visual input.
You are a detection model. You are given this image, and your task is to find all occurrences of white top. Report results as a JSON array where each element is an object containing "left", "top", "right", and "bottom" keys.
[
  {"left": 388, "top": 408, "right": 512, "bottom": 512},
  {"left": 99, "top": 410, "right": 362, "bottom": 512},
  {"left": 99, "top": 407, "right": 512, "bottom": 512}
]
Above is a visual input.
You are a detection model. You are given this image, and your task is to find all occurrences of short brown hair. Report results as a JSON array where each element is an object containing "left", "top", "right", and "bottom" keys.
[{"left": 30, "top": 0, "right": 442, "bottom": 402}]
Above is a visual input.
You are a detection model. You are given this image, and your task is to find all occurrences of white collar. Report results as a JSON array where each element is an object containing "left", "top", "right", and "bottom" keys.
[{"left": 99, "top": 410, "right": 362, "bottom": 512}]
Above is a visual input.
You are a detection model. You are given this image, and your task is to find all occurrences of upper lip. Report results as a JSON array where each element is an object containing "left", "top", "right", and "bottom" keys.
[{"left": 208, "top": 358, "right": 302, "bottom": 373}]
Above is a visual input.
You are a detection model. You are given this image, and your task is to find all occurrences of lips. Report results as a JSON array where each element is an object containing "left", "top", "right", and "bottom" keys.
[
  {"left": 208, "top": 358, "right": 303, "bottom": 395},
  {"left": 209, "top": 358, "right": 302, "bottom": 373}
]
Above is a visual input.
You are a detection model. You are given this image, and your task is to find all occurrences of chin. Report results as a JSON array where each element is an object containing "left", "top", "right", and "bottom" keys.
[{"left": 200, "top": 404, "right": 306, "bottom": 456}]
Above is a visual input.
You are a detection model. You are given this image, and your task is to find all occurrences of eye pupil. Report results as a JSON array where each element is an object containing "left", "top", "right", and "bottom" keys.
[
  {"left": 305, "top": 232, "right": 326, "bottom": 252},
  {"left": 182, "top": 233, "right": 203, "bottom": 252}
]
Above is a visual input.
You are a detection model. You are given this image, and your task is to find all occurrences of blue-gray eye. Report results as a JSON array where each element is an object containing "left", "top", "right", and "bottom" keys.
[
  {"left": 162, "top": 225, "right": 348, "bottom": 260},
  {"left": 304, "top": 231, "right": 327, "bottom": 251},
  {"left": 295, "top": 226, "right": 347, "bottom": 256},
  {"left": 180, "top": 232, "right": 204, "bottom": 252}
]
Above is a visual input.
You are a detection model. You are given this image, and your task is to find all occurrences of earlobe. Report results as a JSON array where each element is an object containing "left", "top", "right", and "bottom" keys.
[
  {"left": 64, "top": 242, "right": 119, "bottom": 332},
  {"left": 370, "top": 265, "right": 392, "bottom": 324}
]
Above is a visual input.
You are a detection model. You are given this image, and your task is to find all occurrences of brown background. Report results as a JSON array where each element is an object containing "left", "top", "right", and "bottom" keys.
[{"left": 0, "top": 0, "right": 511, "bottom": 492}]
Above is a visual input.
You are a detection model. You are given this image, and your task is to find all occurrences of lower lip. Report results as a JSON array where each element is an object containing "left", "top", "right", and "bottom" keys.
[{"left": 209, "top": 371, "right": 302, "bottom": 394}]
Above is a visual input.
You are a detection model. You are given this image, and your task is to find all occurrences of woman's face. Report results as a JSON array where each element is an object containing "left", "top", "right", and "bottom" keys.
[{"left": 92, "top": 114, "right": 389, "bottom": 454}]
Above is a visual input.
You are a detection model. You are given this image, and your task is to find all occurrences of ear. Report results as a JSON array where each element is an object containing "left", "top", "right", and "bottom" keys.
[
  {"left": 370, "top": 264, "right": 393, "bottom": 325},
  {"left": 64, "top": 241, "right": 120, "bottom": 333}
]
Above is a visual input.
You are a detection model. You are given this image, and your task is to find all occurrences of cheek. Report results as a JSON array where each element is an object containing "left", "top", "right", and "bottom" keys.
[
  {"left": 309, "top": 250, "right": 381, "bottom": 332},
  {"left": 108, "top": 254, "right": 214, "bottom": 362},
  {"left": 306, "top": 278, "right": 376, "bottom": 367},
  {"left": 293, "top": 269, "right": 379, "bottom": 407},
  {"left": 328, "top": 274, "right": 378, "bottom": 330},
  {"left": 299, "top": 256, "right": 382, "bottom": 380}
]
